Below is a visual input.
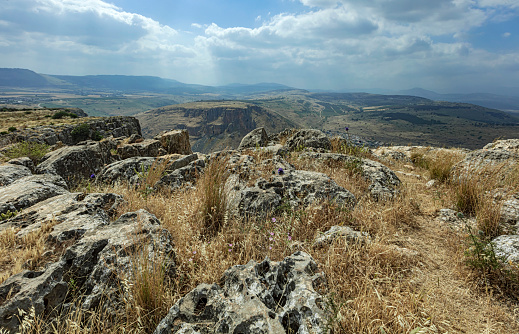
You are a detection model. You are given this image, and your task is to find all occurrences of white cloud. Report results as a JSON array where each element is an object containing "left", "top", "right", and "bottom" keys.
[{"left": 503, "top": 32, "right": 511, "bottom": 37}]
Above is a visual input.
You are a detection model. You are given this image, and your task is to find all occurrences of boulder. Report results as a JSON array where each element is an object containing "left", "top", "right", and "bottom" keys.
[
  {"left": 453, "top": 149, "right": 518, "bottom": 176},
  {"left": 36, "top": 140, "right": 117, "bottom": 187},
  {"left": 300, "top": 153, "right": 401, "bottom": 200},
  {"left": 154, "top": 130, "right": 192, "bottom": 155},
  {"left": 154, "top": 158, "right": 205, "bottom": 190},
  {"left": 483, "top": 139, "right": 519, "bottom": 154},
  {"left": 285, "top": 129, "right": 331, "bottom": 151},
  {"left": 313, "top": 225, "right": 370, "bottom": 248},
  {"left": 4, "top": 192, "right": 123, "bottom": 242},
  {"left": 501, "top": 193, "right": 519, "bottom": 227},
  {"left": 155, "top": 251, "right": 327, "bottom": 334},
  {"left": 0, "top": 174, "right": 68, "bottom": 215},
  {"left": 7, "top": 157, "right": 35, "bottom": 173},
  {"left": 492, "top": 235, "right": 519, "bottom": 264},
  {"left": 238, "top": 127, "right": 269, "bottom": 150},
  {"left": 116, "top": 139, "right": 165, "bottom": 159},
  {"left": 0, "top": 210, "right": 175, "bottom": 333},
  {"left": 0, "top": 163, "right": 32, "bottom": 187}
]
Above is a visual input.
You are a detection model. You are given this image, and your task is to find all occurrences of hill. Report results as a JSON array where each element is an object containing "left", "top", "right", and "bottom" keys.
[{"left": 136, "top": 100, "right": 297, "bottom": 152}]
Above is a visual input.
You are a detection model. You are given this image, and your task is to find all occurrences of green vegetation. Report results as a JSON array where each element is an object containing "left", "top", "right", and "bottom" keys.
[
  {"left": 7, "top": 126, "right": 16, "bottom": 132},
  {"left": 51, "top": 110, "right": 78, "bottom": 119},
  {"left": 3, "top": 141, "right": 50, "bottom": 164},
  {"left": 70, "top": 123, "right": 102, "bottom": 141}
]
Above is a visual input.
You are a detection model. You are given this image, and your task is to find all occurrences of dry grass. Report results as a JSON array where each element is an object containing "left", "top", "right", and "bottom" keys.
[{"left": 4, "top": 151, "right": 519, "bottom": 333}]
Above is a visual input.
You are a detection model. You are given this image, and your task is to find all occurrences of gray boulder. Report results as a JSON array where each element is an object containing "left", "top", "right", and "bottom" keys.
[
  {"left": 116, "top": 139, "right": 165, "bottom": 159},
  {"left": 0, "top": 210, "right": 175, "bottom": 333},
  {"left": 36, "top": 140, "right": 118, "bottom": 187},
  {"left": 300, "top": 153, "right": 401, "bottom": 200},
  {"left": 483, "top": 139, "right": 519, "bottom": 154},
  {"left": 313, "top": 225, "right": 370, "bottom": 248},
  {"left": 154, "top": 129, "right": 192, "bottom": 155},
  {"left": 0, "top": 174, "right": 68, "bottom": 215},
  {"left": 0, "top": 163, "right": 32, "bottom": 186},
  {"left": 285, "top": 129, "right": 331, "bottom": 151},
  {"left": 7, "top": 157, "right": 35, "bottom": 173},
  {"left": 501, "top": 193, "right": 519, "bottom": 227},
  {"left": 155, "top": 158, "right": 205, "bottom": 190},
  {"left": 238, "top": 127, "right": 269, "bottom": 150},
  {"left": 453, "top": 149, "right": 518, "bottom": 176},
  {"left": 98, "top": 156, "right": 157, "bottom": 185},
  {"left": 492, "top": 235, "right": 519, "bottom": 264},
  {"left": 155, "top": 251, "right": 326, "bottom": 334}
]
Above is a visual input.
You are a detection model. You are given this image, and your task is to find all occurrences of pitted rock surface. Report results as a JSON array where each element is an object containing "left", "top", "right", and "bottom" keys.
[
  {"left": 313, "top": 225, "right": 370, "bottom": 248},
  {"left": 154, "top": 129, "right": 192, "bottom": 155},
  {"left": 483, "top": 139, "right": 519, "bottom": 154},
  {"left": 300, "top": 152, "right": 401, "bottom": 200},
  {"left": 453, "top": 149, "right": 518, "bottom": 176},
  {"left": 154, "top": 158, "right": 205, "bottom": 190},
  {"left": 0, "top": 163, "right": 32, "bottom": 186},
  {"left": 36, "top": 140, "right": 118, "bottom": 187},
  {"left": 238, "top": 127, "right": 269, "bottom": 150},
  {"left": 0, "top": 210, "right": 175, "bottom": 333},
  {"left": 0, "top": 174, "right": 68, "bottom": 215},
  {"left": 492, "top": 235, "right": 519, "bottom": 264},
  {"left": 116, "top": 139, "right": 165, "bottom": 159},
  {"left": 154, "top": 251, "right": 326, "bottom": 334},
  {"left": 285, "top": 129, "right": 331, "bottom": 151}
]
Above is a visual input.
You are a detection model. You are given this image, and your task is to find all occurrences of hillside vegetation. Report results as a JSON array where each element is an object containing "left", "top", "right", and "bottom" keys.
[{"left": 1, "top": 112, "right": 519, "bottom": 333}]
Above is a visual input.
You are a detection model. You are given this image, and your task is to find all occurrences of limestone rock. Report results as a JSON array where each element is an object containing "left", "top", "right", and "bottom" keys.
[
  {"left": 0, "top": 210, "right": 175, "bottom": 333},
  {"left": 155, "top": 251, "right": 326, "bottom": 334},
  {"left": 483, "top": 139, "right": 519, "bottom": 154},
  {"left": 154, "top": 158, "right": 205, "bottom": 190},
  {"left": 313, "top": 225, "right": 370, "bottom": 248},
  {"left": 492, "top": 235, "right": 519, "bottom": 264},
  {"left": 0, "top": 174, "right": 68, "bottom": 215},
  {"left": 285, "top": 129, "right": 331, "bottom": 151},
  {"left": 116, "top": 139, "right": 165, "bottom": 159},
  {"left": 0, "top": 163, "right": 32, "bottom": 187},
  {"left": 238, "top": 127, "right": 269, "bottom": 150},
  {"left": 501, "top": 193, "right": 519, "bottom": 226},
  {"left": 154, "top": 129, "right": 192, "bottom": 155},
  {"left": 36, "top": 140, "right": 118, "bottom": 187},
  {"left": 453, "top": 149, "right": 518, "bottom": 176},
  {"left": 7, "top": 157, "right": 35, "bottom": 173},
  {"left": 300, "top": 152, "right": 401, "bottom": 200}
]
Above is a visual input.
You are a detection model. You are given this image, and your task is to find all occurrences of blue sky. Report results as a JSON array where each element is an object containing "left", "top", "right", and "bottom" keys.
[{"left": 0, "top": 0, "right": 518, "bottom": 93}]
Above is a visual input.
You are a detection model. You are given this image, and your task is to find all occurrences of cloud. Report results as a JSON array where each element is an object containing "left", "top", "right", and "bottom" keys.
[{"left": 503, "top": 32, "right": 512, "bottom": 37}]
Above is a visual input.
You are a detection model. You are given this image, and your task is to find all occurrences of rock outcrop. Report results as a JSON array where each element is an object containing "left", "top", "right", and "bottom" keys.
[
  {"left": 0, "top": 164, "right": 32, "bottom": 187},
  {"left": 285, "top": 129, "right": 331, "bottom": 151},
  {"left": 154, "top": 251, "right": 327, "bottom": 334},
  {"left": 238, "top": 127, "right": 269, "bottom": 150}
]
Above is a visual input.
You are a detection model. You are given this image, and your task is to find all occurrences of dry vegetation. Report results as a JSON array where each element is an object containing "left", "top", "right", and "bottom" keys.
[{"left": 2, "top": 146, "right": 519, "bottom": 333}]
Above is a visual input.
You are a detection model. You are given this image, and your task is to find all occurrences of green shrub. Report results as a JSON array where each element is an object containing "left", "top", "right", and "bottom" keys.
[
  {"left": 52, "top": 111, "right": 78, "bottom": 119},
  {"left": 8, "top": 127, "right": 16, "bottom": 132},
  {"left": 3, "top": 141, "right": 50, "bottom": 164},
  {"left": 71, "top": 123, "right": 91, "bottom": 142}
]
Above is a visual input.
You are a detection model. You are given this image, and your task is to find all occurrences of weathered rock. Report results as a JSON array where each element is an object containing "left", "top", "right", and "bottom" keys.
[
  {"left": 36, "top": 140, "right": 118, "bottom": 187},
  {"left": 0, "top": 210, "right": 175, "bottom": 333},
  {"left": 453, "top": 149, "right": 518, "bottom": 176},
  {"left": 492, "top": 235, "right": 519, "bottom": 264},
  {"left": 0, "top": 163, "right": 32, "bottom": 186},
  {"left": 227, "top": 166, "right": 356, "bottom": 218},
  {"left": 116, "top": 139, "right": 165, "bottom": 159},
  {"left": 155, "top": 251, "right": 326, "bottom": 334},
  {"left": 313, "top": 225, "right": 370, "bottom": 248},
  {"left": 99, "top": 157, "right": 156, "bottom": 185},
  {"left": 238, "top": 127, "right": 269, "bottom": 150},
  {"left": 0, "top": 174, "right": 68, "bottom": 215},
  {"left": 483, "top": 139, "right": 519, "bottom": 154},
  {"left": 154, "top": 129, "right": 192, "bottom": 155},
  {"left": 154, "top": 158, "right": 205, "bottom": 190},
  {"left": 501, "top": 193, "right": 519, "bottom": 226},
  {"left": 436, "top": 208, "right": 476, "bottom": 231},
  {"left": 300, "top": 152, "right": 401, "bottom": 200},
  {"left": 7, "top": 157, "right": 35, "bottom": 173},
  {"left": 285, "top": 129, "right": 331, "bottom": 151},
  {"left": 4, "top": 192, "right": 123, "bottom": 242}
]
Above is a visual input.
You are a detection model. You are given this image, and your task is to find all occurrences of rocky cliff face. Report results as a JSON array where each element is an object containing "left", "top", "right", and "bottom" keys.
[{"left": 136, "top": 101, "right": 296, "bottom": 153}]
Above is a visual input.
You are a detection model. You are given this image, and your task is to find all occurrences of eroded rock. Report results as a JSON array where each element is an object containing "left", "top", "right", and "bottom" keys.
[
  {"left": 285, "top": 129, "right": 331, "bottom": 152},
  {"left": 154, "top": 129, "right": 192, "bottom": 155},
  {"left": 0, "top": 164, "right": 32, "bottom": 187},
  {"left": 238, "top": 127, "right": 269, "bottom": 150},
  {"left": 154, "top": 251, "right": 326, "bottom": 334}
]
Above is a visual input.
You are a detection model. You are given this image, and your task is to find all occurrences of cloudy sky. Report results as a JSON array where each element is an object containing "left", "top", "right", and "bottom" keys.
[{"left": 1, "top": 0, "right": 518, "bottom": 93}]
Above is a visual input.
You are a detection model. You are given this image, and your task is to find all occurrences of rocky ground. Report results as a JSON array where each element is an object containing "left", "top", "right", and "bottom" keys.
[{"left": 1, "top": 118, "right": 519, "bottom": 333}]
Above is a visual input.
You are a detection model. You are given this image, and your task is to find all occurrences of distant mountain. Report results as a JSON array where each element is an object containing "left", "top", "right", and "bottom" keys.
[
  {"left": 0, "top": 68, "right": 296, "bottom": 96},
  {"left": 398, "top": 88, "right": 519, "bottom": 112}
]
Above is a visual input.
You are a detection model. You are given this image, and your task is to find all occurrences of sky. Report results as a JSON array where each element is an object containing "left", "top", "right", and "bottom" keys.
[{"left": 0, "top": 0, "right": 518, "bottom": 93}]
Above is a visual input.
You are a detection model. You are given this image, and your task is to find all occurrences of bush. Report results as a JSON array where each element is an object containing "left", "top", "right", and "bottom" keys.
[
  {"left": 3, "top": 141, "right": 50, "bottom": 164},
  {"left": 51, "top": 111, "right": 78, "bottom": 119},
  {"left": 8, "top": 127, "right": 16, "bottom": 132},
  {"left": 71, "top": 123, "right": 91, "bottom": 142}
]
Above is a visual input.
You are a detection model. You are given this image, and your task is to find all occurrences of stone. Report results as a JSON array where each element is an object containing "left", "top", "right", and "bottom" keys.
[
  {"left": 299, "top": 152, "right": 401, "bottom": 200},
  {"left": 453, "top": 149, "right": 518, "bottom": 176},
  {"left": 285, "top": 129, "right": 331, "bottom": 151},
  {"left": 483, "top": 139, "right": 519, "bottom": 154},
  {"left": 0, "top": 210, "right": 175, "bottom": 333},
  {"left": 154, "top": 158, "right": 205, "bottom": 190},
  {"left": 36, "top": 140, "right": 118, "bottom": 187},
  {"left": 501, "top": 193, "right": 519, "bottom": 226},
  {"left": 0, "top": 163, "right": 32, "bottom": 187},
  {"left": 238, "top": 127, "right": 269, "bottom": 150},
  {"left": 154, "top": 129, "right": 192, "bottom": 155},
  {"left": 116, "top": 139, "right": 165, "bottom": 159},
  {"left": 0, "top": 174, "right": 68, "bottom": 215},
  {"left": 313, "top": 225, "right": 370, "bottom": 248},
  {"left": 7, "top": 157, "right": 35, "bottom": 173},
  {"left": 492, "top": 235, "right": 519, "bottom": 264},
  {"left": 98, "top": 157, "right": 156, "bottom": 185},
  {"left": 155, "top": 251, "right": 327, "bottom": 334}
]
